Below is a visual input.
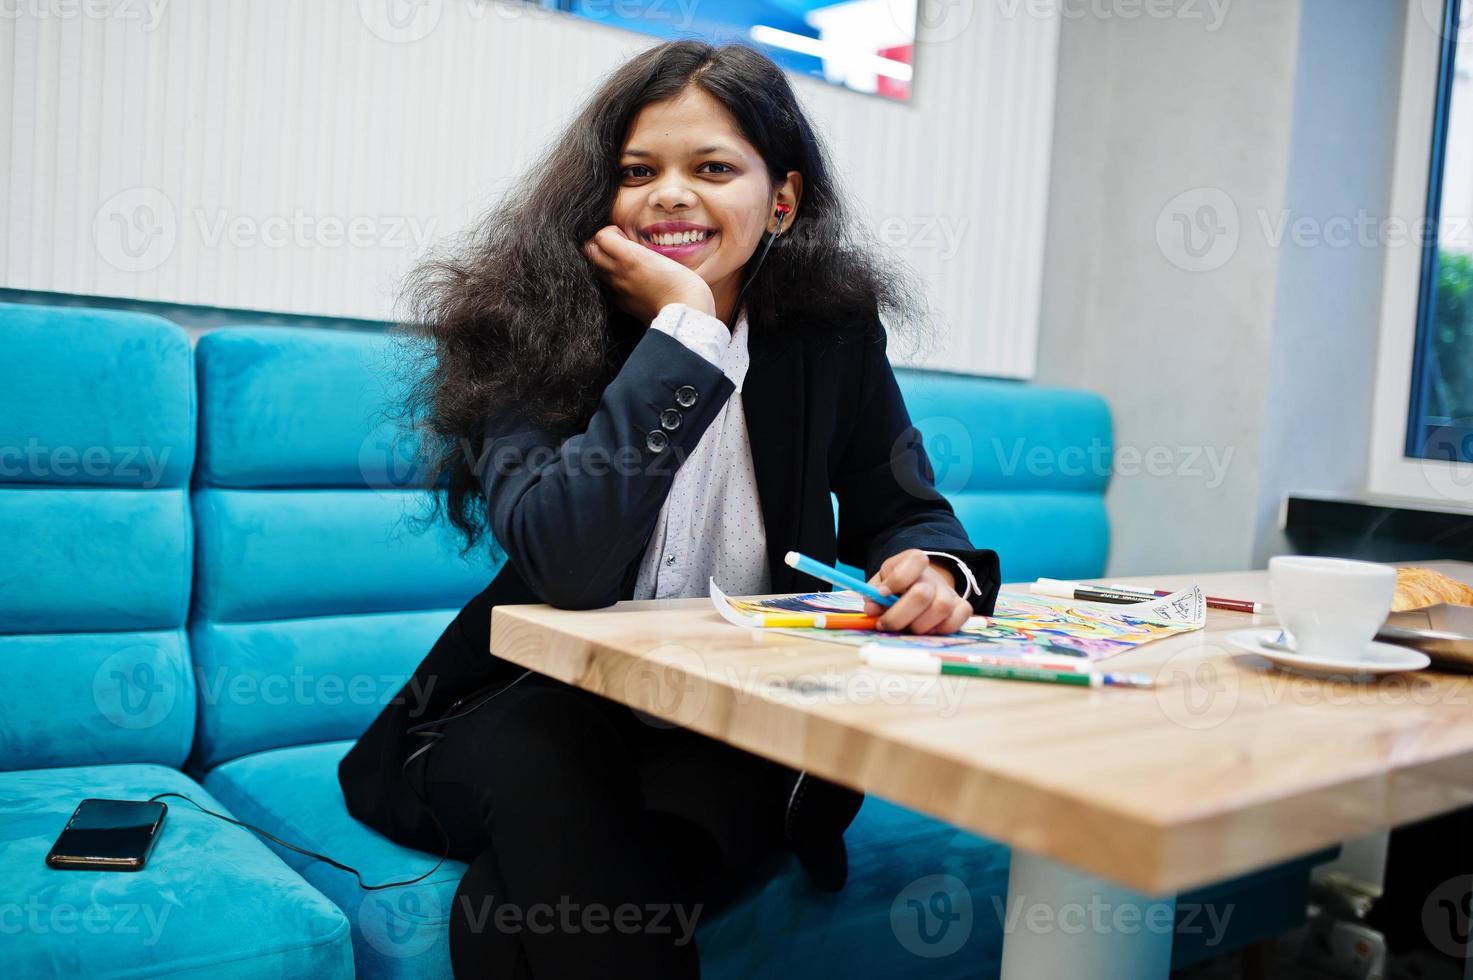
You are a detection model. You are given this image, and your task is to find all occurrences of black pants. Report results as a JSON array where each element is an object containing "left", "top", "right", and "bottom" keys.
[{"left": 421, "top": 671, "right": 791, "bottom": 978}]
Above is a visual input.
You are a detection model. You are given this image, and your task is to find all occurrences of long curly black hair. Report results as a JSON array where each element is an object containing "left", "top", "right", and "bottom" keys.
[{"left": 399, "top": 39, "right": 931, "bottom": 556}]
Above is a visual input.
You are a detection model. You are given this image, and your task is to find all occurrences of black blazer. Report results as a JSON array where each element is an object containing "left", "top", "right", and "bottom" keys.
[{"left": 339, "top": 312, "right": 1002, "bottom": 849}]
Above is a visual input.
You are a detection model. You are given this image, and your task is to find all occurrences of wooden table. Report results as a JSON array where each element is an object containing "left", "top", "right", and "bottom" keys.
[{"left": 490, "top": 560, "right": 1473, "bottom": 978}]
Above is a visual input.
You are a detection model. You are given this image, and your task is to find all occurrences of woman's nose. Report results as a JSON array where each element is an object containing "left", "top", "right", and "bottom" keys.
[{"left": 647, "top": 176, "right": 696, "bottom": 211}]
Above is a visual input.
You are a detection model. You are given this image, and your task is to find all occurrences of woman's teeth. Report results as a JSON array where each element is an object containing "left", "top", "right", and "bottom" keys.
[{"left": 648, "top": 229, "right": 712, "bottom": 246}]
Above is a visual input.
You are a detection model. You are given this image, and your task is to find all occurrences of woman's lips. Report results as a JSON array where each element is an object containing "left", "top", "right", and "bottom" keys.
[{"left": 640, "top": 230, "right": 717, "bottom": 260}]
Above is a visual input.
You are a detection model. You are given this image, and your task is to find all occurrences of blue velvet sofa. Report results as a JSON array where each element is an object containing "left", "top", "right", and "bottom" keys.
[{"left": 0, "top": 301, "right": 1320, "bottom": 978}]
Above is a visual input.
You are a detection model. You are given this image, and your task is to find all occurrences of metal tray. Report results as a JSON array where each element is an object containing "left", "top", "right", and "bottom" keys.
[{"left": 1379, "top": 604, "right": 1473, "bottom": 670}]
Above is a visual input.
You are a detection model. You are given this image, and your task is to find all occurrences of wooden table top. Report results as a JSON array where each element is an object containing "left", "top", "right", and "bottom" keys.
[{"left": 489, "top": 560, "right": 1473, "bottom": 895}]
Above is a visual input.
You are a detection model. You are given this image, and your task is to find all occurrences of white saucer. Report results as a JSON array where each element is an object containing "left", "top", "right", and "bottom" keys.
[{"left": 1226, "top": 628, "right": 1430, "bottom": 677}]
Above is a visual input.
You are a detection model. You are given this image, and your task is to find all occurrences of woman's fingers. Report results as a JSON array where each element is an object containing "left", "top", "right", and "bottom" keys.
[
  {"left": 592, "top": 225, "right": 629, "bottom": 253},
  {"left": 863, "top": 549, "right": 973, "bottom": 634},
  {"left": 884, "top": 550, "right": 930, "bottom": 593},
  {"left": 941, "top": 599, "right": 972, "bottom": 634},
  {"left": 583, "top": 238, "right": 611, "bottom": 271},
  {"left": 862, "top": 570, "right": 895, "bottom": 616},
  {"left": 863, "top": 550, "right": 928, "bottom": 618},
  {"left": 586, "top": 223, "right": 712, "bottom": 322},
  {"left": 585, "top": 227, "right": 633, "bottom": 265},
  {"left": 907, "top": 590, "right": 956, "bottom": 635},
  {"left": 585, "top": 227, "right": 654, "bottom": 297},
  {"left": 875, "top": 580, "right": 934, "bottom": 632},
  {"left": 592, "top": 225, "right": 648, "bottom": 268}
]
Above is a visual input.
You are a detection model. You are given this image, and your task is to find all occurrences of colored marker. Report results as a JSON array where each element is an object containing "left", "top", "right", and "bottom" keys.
[
  {"left": 1034, "top": 578, "right": 1263, "bottom": 615},
  {"left": 1106, "top": 583, "right": 1264, "bottom": 615},
  {"left": 929, "top": 649, "right": 1090, "bottom": 671},
  {"left": 753, "top": 613, "right": 880, "bottom": 630},
  {"left": 785, "top": 551, "right": 898, "bottom": 608},
  {"left": 860, "top": 646, "right": 1155, "bottom": 689}
]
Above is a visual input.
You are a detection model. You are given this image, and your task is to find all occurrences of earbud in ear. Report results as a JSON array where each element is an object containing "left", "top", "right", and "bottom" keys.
[{"left": 771, "top": 203, "right": 792, "bottom": 237}]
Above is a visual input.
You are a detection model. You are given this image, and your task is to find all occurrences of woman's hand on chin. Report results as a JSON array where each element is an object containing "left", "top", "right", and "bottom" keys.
[
  {"left": 583, "top": 224, "right": 716, "bottom": 323},
  {"left": 862, "top": 549, "right": 973, "bottom": 636}
]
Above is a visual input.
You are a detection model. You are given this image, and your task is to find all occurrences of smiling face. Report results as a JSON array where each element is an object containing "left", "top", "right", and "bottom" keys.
[{"left": 611, "top": 86, "right": 800, "bottom": 323}]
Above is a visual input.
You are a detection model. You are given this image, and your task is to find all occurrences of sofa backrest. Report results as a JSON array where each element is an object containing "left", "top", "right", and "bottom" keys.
[
  {"left": 0, "top": 304, "right": 1112, "bottom": 774},
  {"left": 188, "top": 328, "right": 497, "bottom": 771},
  {"left": 893, "top": 370, "right": 1113, "bottom": 582},
  {"left": 0, "top": 303, "right": 198, "bottom": 771}
]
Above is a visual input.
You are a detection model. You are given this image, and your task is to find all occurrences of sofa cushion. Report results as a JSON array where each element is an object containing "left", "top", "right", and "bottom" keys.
[
  {"left": 893, "top": 371, "right": 1112, "bottom": 494},
  {"left": 190, "top": 328, "right": 497, "bottom": 771},
  {"left": 894, "top": 370, "right": 1113, "bottom": 582},
  {"left": 203, "top": 741, "right": 467, "bottom": 980},
  {"left": 0, "top": 488, "right": 192, "bottom": 635},
  {"left": 948, "top": 490, "right": 1109, "bottom": 584},
  {"left": 189, "top": 609, "right": 461, "bottom": 771},
  {"left": 203, "top": 740, "right": 1013, "bottom": 980},
  {"left": 0, "top": 763, "right": 352, "bottom": 979},
  {"left": 194, "top": 327, "right": 418, "bottom": 489},
  {"left": 0, "top": 303, "right": 197, "bottom": 772},
  {"left": 192, "top": 489, "right": 487, "bottom": 624},
  {"left": 0, "top": 631, "right": 195, "bottom": 773},
  {"left": 0, "top": 303, "right": 194, "bottom": 490}
]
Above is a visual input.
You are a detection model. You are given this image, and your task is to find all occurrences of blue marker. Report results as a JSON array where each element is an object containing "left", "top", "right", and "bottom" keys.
[{"left": 784, "top": 550, "right": 898, "bottom": 608}]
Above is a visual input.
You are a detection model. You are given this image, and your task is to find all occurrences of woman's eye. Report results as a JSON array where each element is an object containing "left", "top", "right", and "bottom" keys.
[{"left": 620, "top": 163, "right": 732, "bottom": 179}]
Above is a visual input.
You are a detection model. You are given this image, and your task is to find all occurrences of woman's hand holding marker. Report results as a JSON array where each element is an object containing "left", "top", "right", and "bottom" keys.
[
  {"left": 864, "top": 548, "right": 974, "bottom": 636},
  {"left": 583, "top": 224, "right": 717, "bottom": 323}
]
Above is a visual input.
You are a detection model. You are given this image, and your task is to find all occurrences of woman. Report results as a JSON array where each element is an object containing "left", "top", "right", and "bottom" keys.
[{"left": 340, "top": 39, "right": 1001, "bottom": 978}]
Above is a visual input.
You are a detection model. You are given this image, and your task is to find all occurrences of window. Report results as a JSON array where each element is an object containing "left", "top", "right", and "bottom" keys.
[{"left": 1411, "top": 0, "right": 1473, "bottom": 465}]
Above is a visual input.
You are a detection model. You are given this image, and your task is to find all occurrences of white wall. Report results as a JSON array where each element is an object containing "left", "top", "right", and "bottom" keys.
[
  {"left": 1034, "top": 0, "right": 1304, "bottom": 577},
  {"left": 1035, "top": 0, "right": 1417, "bottom": 578},
  {"left": 1251, "top": 0, "right": 1406, "bottom": 566},
  {"left": 0, "top": 0, "right": 1059, "bottom": 378}
]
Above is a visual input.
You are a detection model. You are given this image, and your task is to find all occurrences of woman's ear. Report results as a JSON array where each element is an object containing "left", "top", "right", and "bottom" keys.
[{"left": 770, "top": 171, "right": 804, "bottom": 233}]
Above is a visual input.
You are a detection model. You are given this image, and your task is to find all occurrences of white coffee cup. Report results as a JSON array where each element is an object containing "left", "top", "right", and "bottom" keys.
[{"left": 1268, "top": 556, "right": 1396, "bottom": 661}]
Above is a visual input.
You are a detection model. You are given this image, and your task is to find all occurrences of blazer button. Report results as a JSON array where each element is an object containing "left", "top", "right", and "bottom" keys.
[
  {"left": 645, "top": 429, "right": 668, "bottom": 453},
  {"left": 660, "top": 408, "right": 682, "bottom": 431},
  {"left": 674, "top": 385, "right": 698, "bottom": 408}
]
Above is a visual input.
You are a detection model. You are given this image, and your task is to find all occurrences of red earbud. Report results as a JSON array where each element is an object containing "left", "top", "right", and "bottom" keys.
[{"left": 775, "top": 203, "right": 792, "bottom": 216}]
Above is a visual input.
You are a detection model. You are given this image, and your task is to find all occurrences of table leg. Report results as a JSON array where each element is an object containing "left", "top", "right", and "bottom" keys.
[{"left": 999, "top": 851, "right": 1177, "bottom": 980}]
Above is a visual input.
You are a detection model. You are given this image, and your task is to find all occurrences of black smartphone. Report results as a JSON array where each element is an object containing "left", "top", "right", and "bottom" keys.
[{"left": 46, "top": 799, "right": 167, "bottom": 872}]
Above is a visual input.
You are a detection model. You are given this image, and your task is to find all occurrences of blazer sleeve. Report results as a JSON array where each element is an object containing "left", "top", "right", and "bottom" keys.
[
  {"left": 479, "top": 326, "right": 736, "bottom": 610},
  {"left": 831, "top": 319, "right": 1003, "bottom": 617}
]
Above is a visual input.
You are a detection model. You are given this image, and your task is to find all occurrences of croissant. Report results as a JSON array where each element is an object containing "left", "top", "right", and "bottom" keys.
[{"left": 1392, "top": 566, "right": 1473, "bottom": 611}]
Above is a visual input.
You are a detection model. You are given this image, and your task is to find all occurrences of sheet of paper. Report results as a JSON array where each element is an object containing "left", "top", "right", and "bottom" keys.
[
  {"left": 710, "top": 578, "right": 871, "bottom": 628},
  {"left": 710, "top": 579, "right": 1207, "bottom": 662}
]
